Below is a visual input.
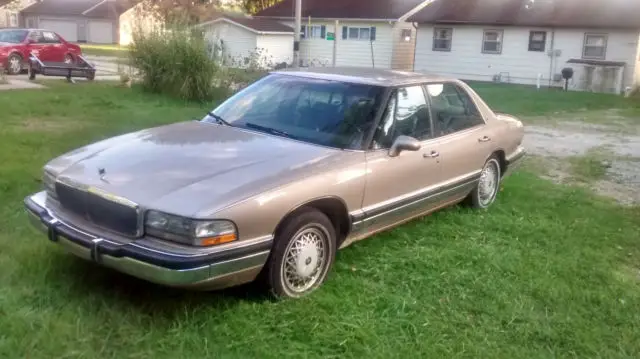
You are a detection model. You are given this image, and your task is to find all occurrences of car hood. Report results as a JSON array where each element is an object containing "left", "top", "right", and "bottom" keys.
[{"left": 47, "top": 121, "right": 352, "bottom": 217}]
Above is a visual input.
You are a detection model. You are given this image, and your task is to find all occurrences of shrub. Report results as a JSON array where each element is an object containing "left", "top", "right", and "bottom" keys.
[{"left": 129, "top": 26, "right": 221, "bottom": 102}]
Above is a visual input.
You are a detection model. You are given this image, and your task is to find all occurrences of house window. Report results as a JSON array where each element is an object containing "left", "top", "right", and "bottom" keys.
[
  {"left": 401, "top": 29, "right": 412, "bottom": 42},
  {"left": 528, "top": 31, "right": 546, "bottom": 52},
  {"left": 432, "top": 27, "right": 452, "bottom": 51},
  {"left": 482, "top": 29, "right": 503, "bottom": 54},
  {"left": 9, "top": 13, "right": 18, "bottom": 27},
  {"left": 301, "top": 25, "right": 325, "bottom": 39},
  {"left": 583, "top": 33, "right": 607, "bottom": 59},
  {"left": 343, "top": 26, "right": 376, "bottom": 41}
]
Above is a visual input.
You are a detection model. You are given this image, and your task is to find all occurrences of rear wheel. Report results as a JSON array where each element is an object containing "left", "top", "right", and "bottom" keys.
[
  {"left": 6, "top": 54, "right": 22, "bottom": 75},
  {"left": 265, "top": 209, "right": 336, "bottom": 298},
  {"left": 468, "top": 156, "right": 501, "bottom": 209}
]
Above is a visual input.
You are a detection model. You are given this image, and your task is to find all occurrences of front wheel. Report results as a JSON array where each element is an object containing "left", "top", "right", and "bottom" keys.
[
  {"left": 468, "top": 156, "right": 501, "bottom": 209},
  {"left": 265, "top": 209, "right": 336, "bottom": 298},
  {"left": 64, "top": 54, "right": 74, "bottom": 65},
  {"left": 6, "top": 54, "right": 22, "bottom": 75}
]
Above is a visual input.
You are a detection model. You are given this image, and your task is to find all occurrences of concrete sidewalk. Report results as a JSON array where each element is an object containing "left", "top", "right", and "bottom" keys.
[{"left": 0, "top": 79, "right": 46, "bottom": 91}]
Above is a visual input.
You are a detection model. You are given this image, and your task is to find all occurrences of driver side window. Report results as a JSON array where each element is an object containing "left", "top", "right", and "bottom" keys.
[{"left": 370, "top": 85, "right": 432, "bottom": 150}]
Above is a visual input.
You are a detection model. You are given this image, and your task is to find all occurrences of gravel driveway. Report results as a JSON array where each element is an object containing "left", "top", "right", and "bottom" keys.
[{"left": 522, "top": 110, "right": 640, "bottom": 205}]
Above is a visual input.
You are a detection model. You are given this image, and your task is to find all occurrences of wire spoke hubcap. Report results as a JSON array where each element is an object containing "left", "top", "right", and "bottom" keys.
[
  {"left": 478, "top": 161, "right": 499, "bottom": 206},
  {"left": 282, "top": 227, "right": 327, "bottom": 294}
]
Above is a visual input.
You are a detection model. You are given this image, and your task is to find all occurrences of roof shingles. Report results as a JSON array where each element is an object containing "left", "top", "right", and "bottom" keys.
[
  {"left": 256, "top": 0, "right": 427, "bottom": 20},
  {"left": 408, "top": 0, "right": 640, "bottom": 29},
  {"left": 224, "top": 16, "right": 293, "bottom": 33}
]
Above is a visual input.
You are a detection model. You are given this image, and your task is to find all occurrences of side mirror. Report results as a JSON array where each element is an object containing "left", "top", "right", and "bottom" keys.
[
  {"left": 388, "top": 135, "right": 421, "bottom": 157},
  {"left": 26, "top": 39, "right": 35, "bottom": 44}
]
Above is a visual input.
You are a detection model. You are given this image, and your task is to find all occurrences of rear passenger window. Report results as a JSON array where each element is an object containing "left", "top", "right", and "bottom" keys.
[{"left": 427, "top": 83, "right": 484, "bottom": 136}]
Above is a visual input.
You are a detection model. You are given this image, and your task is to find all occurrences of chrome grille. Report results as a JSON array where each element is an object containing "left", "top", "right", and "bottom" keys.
[{"left": 55, "top": 182, "right": 140, "bottom": 237}]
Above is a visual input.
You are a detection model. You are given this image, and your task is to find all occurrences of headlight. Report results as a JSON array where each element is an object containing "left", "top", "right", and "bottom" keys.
[
  {"left": 43, "top": 170, "right": 57, "bottom": 199},
  {"left": 145, "top": 210, "right": 237, "bottom": 246}
]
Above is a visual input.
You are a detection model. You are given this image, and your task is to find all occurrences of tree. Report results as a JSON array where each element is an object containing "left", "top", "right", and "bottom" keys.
[
  {"left": 132, "top": 0, "right": 224, "bottom": 25},
  {"left": 242, "top": 0, "right": 284, "bottom": 14}
]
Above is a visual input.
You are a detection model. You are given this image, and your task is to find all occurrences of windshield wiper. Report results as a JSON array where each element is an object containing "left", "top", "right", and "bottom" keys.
[
  {"left": 244, "top": 122, "right": 297, "bottom": 140},
  {"left": 207, "top": 112, "right": 231, "bottom": 126}
]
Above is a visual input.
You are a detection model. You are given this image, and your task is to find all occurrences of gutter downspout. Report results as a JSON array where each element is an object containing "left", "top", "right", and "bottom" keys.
[
  {"left": 548, "top": 28, "right": 555, "bottom": 88},
  {"left": 412, "top": 22, "right": 418, "bottom": 71}
]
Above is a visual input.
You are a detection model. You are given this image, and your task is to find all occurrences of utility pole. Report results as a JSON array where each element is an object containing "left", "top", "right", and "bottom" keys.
[{"left": 293, "top": 0, "right": 302, "bottom": 68}]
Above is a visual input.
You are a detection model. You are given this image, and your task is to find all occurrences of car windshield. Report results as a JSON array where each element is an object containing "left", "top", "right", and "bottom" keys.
[
  {"left": 0, "top": 29, "right": 27, "bottom": 43},
  {"left": 203, "top": 74, "right": 386, "bottom": 150}
]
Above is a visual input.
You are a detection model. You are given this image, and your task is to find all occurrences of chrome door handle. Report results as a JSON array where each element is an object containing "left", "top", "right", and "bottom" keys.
[
  {"left": 423, "top": 151, "right": 440, "bottom": 158},
  {"left": 478, "top": 136, "right": 491, "bottom": 142}
]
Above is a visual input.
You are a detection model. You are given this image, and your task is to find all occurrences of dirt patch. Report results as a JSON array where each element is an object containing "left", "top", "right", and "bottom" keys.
[
  {"left": 18, "top": 117, "right": 86, "bottom": 133},
  {"left": 522, "top": 115, "right": 640, "bottom": 205}
]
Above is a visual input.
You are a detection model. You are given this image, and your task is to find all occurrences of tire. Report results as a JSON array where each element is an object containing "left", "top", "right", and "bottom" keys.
[
  {"left": 265, "top": 208, "right": 337, "bottom": 298},
  {"left": 6, "top": 53, "right": 22, "bottom": 75},
  {"left": 64, "top": 54, "right": 74, "bottom": 65},
  {"left": 468, "top": 156, "right": 501, "bottom": 209}
]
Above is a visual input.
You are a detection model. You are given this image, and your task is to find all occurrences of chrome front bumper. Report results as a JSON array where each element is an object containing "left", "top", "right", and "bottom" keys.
[{"left": 25, "top": 191, "right": 272, "bottom": 290}]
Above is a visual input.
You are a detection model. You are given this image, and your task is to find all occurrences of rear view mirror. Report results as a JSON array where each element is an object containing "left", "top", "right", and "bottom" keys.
[{"left": 388, "top": 135, "right": 421, "bottom": 157}]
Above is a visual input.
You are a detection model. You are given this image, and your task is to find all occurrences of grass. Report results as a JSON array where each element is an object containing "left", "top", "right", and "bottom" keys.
[
  {"left": 469, "top": 81, "right": 640, "bottom": 119},
  {"left": 567, "top": 147, "right": 613, "bottom": 182},
  {"left": 78, "top": 43, "right": 129, "bottom": 58},
  {"left": 1, "top": 82, "right": 640, "bottom": 358}
]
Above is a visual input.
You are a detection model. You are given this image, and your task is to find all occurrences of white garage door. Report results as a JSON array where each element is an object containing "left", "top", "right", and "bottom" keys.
[
  {"left": 88, "top": 20, "right": 114, "bottom": 44},
  {"left": 39, "top": 19, "right": 78, "bottom": 42}
]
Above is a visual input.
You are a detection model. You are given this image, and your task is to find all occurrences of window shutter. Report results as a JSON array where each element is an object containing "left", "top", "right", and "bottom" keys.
[
  {"left": 321, "top": 25, "right": 326, "bottom": 39},
  {"left": 342, "top": 26, "right": 348, "bottom": 39},
  {"left": 300, "top": 25, "right": 306, "bottom": 39},
  {"left": 370, "top": 27, "right": 376, "bottom": 41}
]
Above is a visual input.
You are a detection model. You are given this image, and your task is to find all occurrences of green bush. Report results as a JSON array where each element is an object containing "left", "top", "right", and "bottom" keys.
[{"left": 129, "top": 27, "right": 222, "bottom": 102}]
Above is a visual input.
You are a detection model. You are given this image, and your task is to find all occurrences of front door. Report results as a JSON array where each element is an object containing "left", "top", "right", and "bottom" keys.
[
  {"left": 426, "top": 82, "right": 493, "bottom": 185},
  {"left": 26, "top": 31, "right": 51, "bottom": 61},
  {"left": 360, "top": 85, "right": 442, "bottom": 233},
  {"left": 41, "top": 31, "right": 66, "bottom": 62}
]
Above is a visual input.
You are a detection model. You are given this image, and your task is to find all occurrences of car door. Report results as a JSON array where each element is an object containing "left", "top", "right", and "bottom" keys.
[
  {"left": 41, "top": 31, "right": 66, "bottom": 62},
  {"left": 426, "top": 82, "right": 493, "bottom": 188},
  {"left": 25, "top": 31, "right": 49, "bottom": 61},
  {"left": 359, "top": 85, "right": 442, "bottom": 233}
]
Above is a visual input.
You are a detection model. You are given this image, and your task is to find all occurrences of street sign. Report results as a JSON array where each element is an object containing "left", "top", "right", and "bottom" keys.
[{"left": 326, "top": 32, "right": 335, "bottom": 40}]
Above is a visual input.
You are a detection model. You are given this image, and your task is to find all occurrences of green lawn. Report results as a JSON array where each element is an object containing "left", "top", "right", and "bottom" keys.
[
  {"left": 0, "top": 82, "right": 639, "bottom": 358},
  {"left": 468, "top": 81, "right": 640, "bottom": 117},
  {"left": 78, "top": 43, "right": 129, "bottom": 58}
]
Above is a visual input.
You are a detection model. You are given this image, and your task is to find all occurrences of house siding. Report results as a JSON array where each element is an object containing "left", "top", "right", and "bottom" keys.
[
  {"left": 119, "top": 3, "right": 162, "bottom": 46},
  {"left": 414, "top": 25, "right": 640, "bottom": 93},
  {"left": 635, "top": 33, "right": 640, "bottom": 88},
  {"left": 203, "top": 22, "right": 257, "bottom": 67},
  {"left": 256, "top": 34, "right": 294, "bottom": 66},
  {"left": 281, "top": 20, "right": 394, "bottom": 68},
  {"left": 391, "top": 22, "right": 416, "bottom": 70}
]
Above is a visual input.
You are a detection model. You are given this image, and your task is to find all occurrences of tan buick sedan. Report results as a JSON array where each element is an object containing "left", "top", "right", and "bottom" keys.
[{"left": 25, "top": 68, "right": 525, "bottom": 298}]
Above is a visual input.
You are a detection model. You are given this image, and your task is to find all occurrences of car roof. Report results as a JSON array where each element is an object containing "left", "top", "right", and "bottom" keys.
[{"left": 271, "top": 67, "right": 454, "bottom": 87}]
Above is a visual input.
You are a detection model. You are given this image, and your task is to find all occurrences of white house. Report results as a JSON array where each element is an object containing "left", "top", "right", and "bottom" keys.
[
  {"left": 199, "top": 16, "right": 294, "bottom": 68},
  {"left": 254, "top": 0, "right": 437, "bottom": 70},
  {"left": 18, "top": 0, "right": 130, "bottom": 44},
  {"left": 409, "top": 0, "right": 640, "bottom": 94}
]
